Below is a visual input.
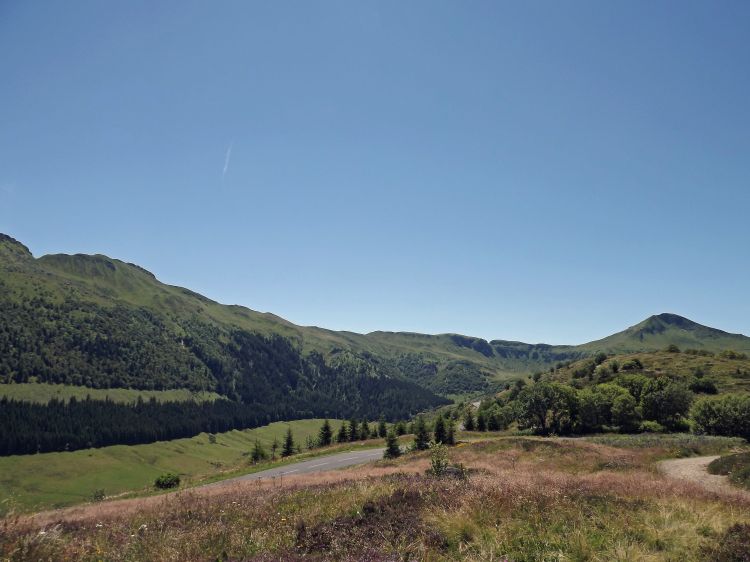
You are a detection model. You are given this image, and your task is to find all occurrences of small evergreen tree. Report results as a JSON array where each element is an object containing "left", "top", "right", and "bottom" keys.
[
  {"left": 348, "top": 418, "right": 359, "bottom": 442},
  {"left": 271, "top": 437, "right": 280, "bottom": 459},
  {"left": 378, "top": 415, "right": 387, "bottom": 438},
  {"left": 464, "top": 410, "right": 475, "bottom": 431},
  {"left": 251, "top": 439, "right": 267, "bottom": 464},
  {"left": 477, "top": 411, "right": 487, "bottom": 432},
  {"left": 395, "top": 420, "right": 407, "bottom": 436},
  {"left": 433, "top": 415, "right": 447, "bottom": 444},
  {"left": 318, "top": 419, "right": 333, "bottom": 447},
  {"left": 413, "top": 415, "right": 430, "bottom": 451},
  {"left": 359, "top": 419, "right": 370, "bottom": 440},
  {"left": 445, "top": 417, "right": 456, "bottom": 445},
  {"left": 383, "top": 429, "right": 401, "bottom": 459},
  {"left": 282, "top": 427, "right": 295, "bottom": 457},
  {"left": 336, "top": 422, "right": 348, "bottom": 443}
]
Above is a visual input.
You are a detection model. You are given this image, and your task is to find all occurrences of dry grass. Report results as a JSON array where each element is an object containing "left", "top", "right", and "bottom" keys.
[{"left": 3, "top": 437, "right": 750, "bottom": 561}]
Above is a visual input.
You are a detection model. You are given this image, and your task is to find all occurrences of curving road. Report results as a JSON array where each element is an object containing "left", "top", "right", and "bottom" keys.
[{"left": 204, "top": 448, "right": 386, "bottom": 488}]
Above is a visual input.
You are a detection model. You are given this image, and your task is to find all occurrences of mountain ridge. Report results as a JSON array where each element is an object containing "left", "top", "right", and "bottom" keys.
[{"left": 2, "top": 233, "right": 750, "bottom": 399}]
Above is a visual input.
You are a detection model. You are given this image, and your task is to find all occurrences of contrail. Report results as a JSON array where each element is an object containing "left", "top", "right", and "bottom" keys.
[{"left": 222, "top": 142, "right": 233, "bottom": 179}]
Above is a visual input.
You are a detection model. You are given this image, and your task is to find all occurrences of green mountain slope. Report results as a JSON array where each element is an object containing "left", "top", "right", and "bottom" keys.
[
  {"left": 577, "top": 313, "right": 750, "bottom": 355},
  {"left": 2, "top": 233, "right": 749, "bottom": 401},
  {"left": 0, "top": 234, "right": 449, "bottom": 421},
  {"left": 546, "top": 349, "right": 750, "bottom": 395}
]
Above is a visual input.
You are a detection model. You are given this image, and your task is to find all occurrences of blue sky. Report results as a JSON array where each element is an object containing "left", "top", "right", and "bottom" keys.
[{"left": 2, "top": 1, "right": 749, "bottom": 344}]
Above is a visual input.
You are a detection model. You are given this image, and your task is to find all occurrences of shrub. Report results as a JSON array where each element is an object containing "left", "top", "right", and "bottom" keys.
[
  {"left": 692, "top": 394, "right": 750, "bottom": 440},
  {"left": 689, "top": 378, "right": 718, "bottom": 394},
  {"left": 686, "top": 348, "right": 715, "bottom": 357},
  {"left": 154, "top": 473, "right": 180, "bottom": 489},
  {"left": 720, "top": 349, "right": 748, "bottom": 360},
  {"left": 701, "top": 523, "right": 750, "bottom": 562},
  {"left": 665, "top": 344, "right": 681, "bottom": 353},
  {"left": 91, "top": 489, "right": 106, "bottom": 502},
  {"left": 639, "top": 420, "right": 665, "bottom": 433},
  {"left": 428, "top": 442, "right": 449, "bottom": 477},
  {"left": 620, "top": 358, "right": 643, "bottom": 371}
]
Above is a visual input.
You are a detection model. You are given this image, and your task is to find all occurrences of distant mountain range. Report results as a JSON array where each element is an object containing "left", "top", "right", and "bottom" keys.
[{"left": 2, "top": 233, "right": 749, "bottom": 401}]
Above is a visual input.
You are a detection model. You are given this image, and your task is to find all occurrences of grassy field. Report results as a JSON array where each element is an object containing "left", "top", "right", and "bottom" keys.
[
  {"left": 0, "top": 382, "right": 222, "bottom": 404},
  {"left": 2, "top": 434, "right": 749, "bottom": 561},
  {"left": 0, "top": 419, "right": 345, "bottom": 513}
]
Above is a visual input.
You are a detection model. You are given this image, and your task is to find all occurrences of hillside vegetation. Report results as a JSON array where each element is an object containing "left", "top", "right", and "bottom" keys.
[
  {"left": 0, "top": 383, "right": 221, "bottom": 404},
  {"left": 3, "top": 232, "right": 750, "bottom": 454},
  {"left": 0, "top": 419, "right": 346, "bottom": 512},
  {"left": 4, "top": 233, "right": 750, "bottom": 397},
  {"left": 4, "top": 436, "right": 749, "bottom": 561},
  {"left": 545, "top": 349, "right": 750, "bottom": 394}
]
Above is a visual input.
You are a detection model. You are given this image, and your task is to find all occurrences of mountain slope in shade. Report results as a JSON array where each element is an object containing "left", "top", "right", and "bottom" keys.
[{"left": 1, "top": 233, "right": 749, "bottom": 400}]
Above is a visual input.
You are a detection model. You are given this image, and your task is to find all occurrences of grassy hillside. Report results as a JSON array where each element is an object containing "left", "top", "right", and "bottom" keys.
[
  {"left": 0, "top": 383, "right": 221, "bottom": 404},
  {"left": 578, "top": 313, "right": 750, "bottom": 355},
  {"left": 0, "top": 419, "right": 345, "bottom": 512},
  {"left": 545, "top": 349, "right": 750, "bottom": 394},
  {"left": 0, "top": 235, "right": 450, "bottom": 433},
  {"left": 3, "top": 232, "right": 750, "bottom": 406}
]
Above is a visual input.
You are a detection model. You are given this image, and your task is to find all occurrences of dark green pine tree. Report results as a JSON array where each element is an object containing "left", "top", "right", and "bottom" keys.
[
  {"left": 383, "top": 428, "right": 401, "bottom": 459},
  {"left": 414, "top": 415, "right": 430, "bottom": 451},
  {"left": 359, "top": 419, "right": 370, "bottom": 440},
  {"left": 318, "top": 419, "right": 332, "bottom": 447},
  {"left": 464, "top": 410, "right": 475, "bottom": 431},
  {"left": 250, "top": 439, "right": 267, "bottom": 464},
  {"left": 348, "top": 418, "right": 359, "bottom": 442},
  {"left": 433, "top": 415, "right": 447, "bottom": 444},
  {"left": 336, "top": 421, "right": 349, "bottom": 443},
  {"left": 282, "top": 427, "right": 295, "bottom": 457},
  {"left": 445, "top": 417, "right": 456, "bottom": 445},
  {"left": 395, "top": 420, "right": 407, "bottom": 436},
  {"left": 378, "top": 415, "right": 388, "bottom": 438},
  {"left": 477, "top": 411, "right": 488, "bottom": 432}
]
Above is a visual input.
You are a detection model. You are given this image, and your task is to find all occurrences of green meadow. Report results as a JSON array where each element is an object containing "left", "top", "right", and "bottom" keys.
[
  {"left": 0, "top": 382, "right": 222, "bottom": 404},
  {"left": 0, "top": 418, "right": 344, "bottom": 513}
]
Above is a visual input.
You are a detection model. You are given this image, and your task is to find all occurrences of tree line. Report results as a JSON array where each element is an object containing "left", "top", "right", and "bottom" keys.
[{"left": 0, "top": 380, "right": 445, "bottom": 456}]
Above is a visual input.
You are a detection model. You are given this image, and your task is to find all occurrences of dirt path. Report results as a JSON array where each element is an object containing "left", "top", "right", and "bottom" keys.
[{"left": 658, "top": 455, "right": 750, "bottom": 498}]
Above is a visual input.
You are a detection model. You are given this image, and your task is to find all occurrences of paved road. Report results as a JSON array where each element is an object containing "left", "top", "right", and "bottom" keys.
[{"left": 204, "top": 448, "right": 386, "bottom": 488}]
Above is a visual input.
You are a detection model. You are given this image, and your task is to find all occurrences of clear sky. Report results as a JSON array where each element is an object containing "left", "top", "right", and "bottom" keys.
[{"left": 2, "top": 1, "right": 749, "bottom": 344}]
